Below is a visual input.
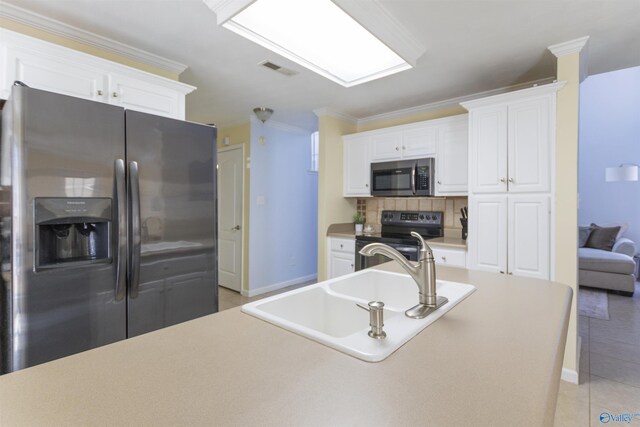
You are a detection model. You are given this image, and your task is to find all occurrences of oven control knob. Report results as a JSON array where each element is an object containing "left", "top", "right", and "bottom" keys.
[
  {"left": 431, "top": 215, "right": 437, "bottom": 220},
  {"left": 419, "top": 215, "right": 424, "bottom": 220}
]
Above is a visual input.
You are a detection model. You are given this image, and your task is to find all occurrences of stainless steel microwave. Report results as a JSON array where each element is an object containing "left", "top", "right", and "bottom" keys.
[{"left": 370, "top": 158, "right": 435, "bottom": 197}]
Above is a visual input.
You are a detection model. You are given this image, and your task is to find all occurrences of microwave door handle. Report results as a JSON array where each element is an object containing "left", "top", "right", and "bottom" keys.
[{"left": 411, "top": 162, "right": 417, "bottom": 195}]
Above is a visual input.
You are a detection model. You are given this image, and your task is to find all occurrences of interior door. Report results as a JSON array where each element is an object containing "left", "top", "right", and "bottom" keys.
[
  {"left": 218, "top": 146, "right": 243, "bottom": 292},
  {"left": 125, "top": 110, "right": 217, "bottom": 338}
]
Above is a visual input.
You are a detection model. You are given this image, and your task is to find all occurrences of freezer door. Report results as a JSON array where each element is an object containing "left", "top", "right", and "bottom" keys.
[
  {"left": 1, "top": 86, "right": 127, "bottom": 373},
  {"left": 125, "top": 110, "right": 217, "bottom": 338}
]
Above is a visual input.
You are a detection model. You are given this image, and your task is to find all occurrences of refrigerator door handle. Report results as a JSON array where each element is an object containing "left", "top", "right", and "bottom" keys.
[
  {"left": 128, "top": 161, "right": 142, "bottom": 299},
  {"left": 114, "top": 159, "right": 127, "bottom": 301}
]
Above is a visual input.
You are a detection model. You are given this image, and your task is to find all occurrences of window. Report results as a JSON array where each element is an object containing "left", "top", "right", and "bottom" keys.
[{"left": 310, "top": 131, "right": 319, "bottom": 173}]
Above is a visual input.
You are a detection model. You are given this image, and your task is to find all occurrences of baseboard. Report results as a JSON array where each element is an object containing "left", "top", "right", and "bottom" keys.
[
  {"left": 241, "top": 274, "right": 317, "bottom": 298},
  {"left": 561, "top": 368, "right": 579, "bottom": 384}
]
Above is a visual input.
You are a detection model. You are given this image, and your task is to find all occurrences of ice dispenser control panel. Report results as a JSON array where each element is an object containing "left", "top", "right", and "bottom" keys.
[{"left": 34, "top": 198, "right": 112, "bottom": 270}]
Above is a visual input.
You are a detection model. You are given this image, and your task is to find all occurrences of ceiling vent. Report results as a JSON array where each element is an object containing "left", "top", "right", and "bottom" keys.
[{"left": 259, "top": 60, "right": 298, "bottom": 77}]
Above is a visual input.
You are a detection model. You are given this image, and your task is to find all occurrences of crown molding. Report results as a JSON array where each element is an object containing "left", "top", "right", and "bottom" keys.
[
  {"left": 313, "top": 108, "right": 358, "bottom": 124},
  {"left": 0, "top": 1, "right": 189, "bottom": 75},
  {"left": 460, "top": 81, "right": 566, "bottom": 110},
  {"left": 358, "top": 77, "right": 556, "bottom": 125},
  {"left": 548, "top": 36, "right": 590, "bottom": 58}
]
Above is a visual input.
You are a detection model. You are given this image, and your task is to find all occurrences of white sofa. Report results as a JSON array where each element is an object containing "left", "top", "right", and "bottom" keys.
[{"left": 578, "top": 236, "right": 636, "bottom": 296}]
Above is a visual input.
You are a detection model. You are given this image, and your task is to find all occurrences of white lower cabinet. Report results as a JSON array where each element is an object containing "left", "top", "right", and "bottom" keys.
[
  {"left": 469, "top": 194, "right": 549, "bottom": 279},
  {"left": 327, "top": 237, "right": 355, "bottom": 279},
  {"left": 430, "top": 246, "right": 467, "bottom": 268}
]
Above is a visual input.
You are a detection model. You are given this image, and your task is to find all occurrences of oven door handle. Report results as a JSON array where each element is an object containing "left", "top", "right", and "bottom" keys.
[
  {"left": 395, "top": 246, "right": 419, "bottom": 254},
  {"left": 411, "top": 162, "right": 417, "bottom": 195}
]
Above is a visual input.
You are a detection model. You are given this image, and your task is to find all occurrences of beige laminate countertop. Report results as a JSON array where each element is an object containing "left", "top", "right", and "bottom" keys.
[
  {"left": 427, "top": 236, "right": 467, "bottom": 249},
  {"left": 0, "top": 264, "right": 572, "bottom": 427}
]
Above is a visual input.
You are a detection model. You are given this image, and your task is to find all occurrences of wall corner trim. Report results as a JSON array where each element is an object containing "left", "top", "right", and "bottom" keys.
[
  {"left": 0, "top": 1, "right": 189, "bottom": 75},
  {"left": 548, "top": 36, "right": 590, "bottom": 58}
]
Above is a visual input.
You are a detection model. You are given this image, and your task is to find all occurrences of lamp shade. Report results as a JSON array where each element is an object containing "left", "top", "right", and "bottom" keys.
[{"left": 605, "top": 164, "right": 639, "bottom": 182}]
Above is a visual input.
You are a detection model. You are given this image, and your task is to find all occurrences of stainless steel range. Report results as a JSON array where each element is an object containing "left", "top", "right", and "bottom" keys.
[{"left": 355, "top": 210, "right": 443, "bottom": 271}]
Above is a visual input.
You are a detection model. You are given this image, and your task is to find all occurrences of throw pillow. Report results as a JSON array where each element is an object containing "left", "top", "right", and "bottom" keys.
[
  {"left": 585, "top": 223, "right": 621, "bottom": 251},
  {"left": 578, "top": 226, "right": 592, "bottom": 247}
]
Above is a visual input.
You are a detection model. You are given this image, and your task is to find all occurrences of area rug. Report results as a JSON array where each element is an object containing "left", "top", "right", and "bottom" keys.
[{"left": 578, "top": 287, "right": 610, "bottom": 320}]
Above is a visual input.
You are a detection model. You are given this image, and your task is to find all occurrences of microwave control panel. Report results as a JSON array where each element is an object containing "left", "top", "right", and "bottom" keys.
[{"left": 416, "top": 166, "right": 430, "bottom": 190}]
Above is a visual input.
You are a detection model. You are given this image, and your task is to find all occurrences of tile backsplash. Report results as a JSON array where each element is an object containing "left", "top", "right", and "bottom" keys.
[{"left": 357, "top": 196, "right": 468, "bottom": 232}]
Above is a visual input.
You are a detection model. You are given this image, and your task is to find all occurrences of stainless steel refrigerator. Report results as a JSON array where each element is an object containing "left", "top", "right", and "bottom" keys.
[{"left": 0, "top": 85, "right": 218, "bottom": 374}]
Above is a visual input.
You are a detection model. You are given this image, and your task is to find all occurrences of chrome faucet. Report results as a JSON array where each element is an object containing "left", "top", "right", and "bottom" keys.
[{"left": 359, "top": 232, "right": 448, "bottom": 319}]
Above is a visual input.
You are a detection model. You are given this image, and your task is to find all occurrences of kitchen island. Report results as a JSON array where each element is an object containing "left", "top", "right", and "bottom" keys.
[{"left": 0, "top": 263, "right": 571, "bottom": 427}]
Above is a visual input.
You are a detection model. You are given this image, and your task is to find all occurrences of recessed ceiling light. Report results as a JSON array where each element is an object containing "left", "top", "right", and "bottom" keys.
[{"left": 205, "top": 0, "right": 416, "bottom": 87}]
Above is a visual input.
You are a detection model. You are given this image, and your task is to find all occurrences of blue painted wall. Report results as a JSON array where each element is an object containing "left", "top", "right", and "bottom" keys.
[
  {"left": 579, "top": 65, "right": 640, "bottom": 245},
  {"left": 248, "top": 121, "right": 318, "bottom": 292}
]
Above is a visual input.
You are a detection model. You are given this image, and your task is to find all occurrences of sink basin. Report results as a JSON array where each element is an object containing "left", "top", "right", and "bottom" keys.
[{"left": 242, "top": 269, "right": 476, "bottom": 362}]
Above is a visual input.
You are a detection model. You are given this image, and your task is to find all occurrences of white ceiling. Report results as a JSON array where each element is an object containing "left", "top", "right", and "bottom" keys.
[{"left": 3, "top": 0, "right": 640, "bottom": 130}]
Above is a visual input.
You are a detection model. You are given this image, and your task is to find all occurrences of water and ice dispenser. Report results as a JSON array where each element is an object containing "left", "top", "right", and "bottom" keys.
[{"left": 35, "top": 198, "right": 112, "bottom": 270}]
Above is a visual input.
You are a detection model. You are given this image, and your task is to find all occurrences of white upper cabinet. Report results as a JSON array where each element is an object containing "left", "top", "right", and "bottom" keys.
[
  {"left": 109, "top": 74, "right": 184, "bottom": 119},
  {"left": 343, "top": 134, "right": 371, "bottom": 197},
  {"left": 435, "top": 115, "right": 468, "bottom": 195},
  {"left": 507, "top": 96, "right": 551, "bottom": 193},
  {"left": 402, "top": 124, "right": 438, "bottom": 159},
  {"left": 370, "top": 122, "right": 438, "bottom": 162},
  {"left": 370, "top": 130, "right": 404, "bottom": 161},
  {"left": 469, "top": 106, "right": 508, "bottom": 193},
  {"left": 343, "top": 114, "right": 468, "bottom": 197},
  {"left": 0, "top": 29, "right": 194, "bottom": 119},
  {"left": 466, "top": 89, "right": 555, "bottom": 194}
]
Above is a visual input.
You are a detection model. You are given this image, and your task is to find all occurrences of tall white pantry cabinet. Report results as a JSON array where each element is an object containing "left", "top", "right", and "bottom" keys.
[{"left": 461, "top": 82, "right": 564, "bottom": 280}]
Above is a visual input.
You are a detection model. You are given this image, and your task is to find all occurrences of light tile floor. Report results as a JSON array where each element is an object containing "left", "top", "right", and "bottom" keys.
[
  {"left": 218, "top": 280, "right": 316, "bottom": 312},
  {"left": 555, "top": 281, "right": 640, "bottom": 426}
]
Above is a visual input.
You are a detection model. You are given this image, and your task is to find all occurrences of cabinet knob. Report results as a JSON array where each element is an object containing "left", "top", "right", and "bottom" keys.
[
  {"left": 395, "top": 147, "right": 399, "bottom": 151},
  {"left": 112, "top": 92, "right": 119, "bottom": 98},
  {"left": 365, "top": 184, "right": 369, "bottom": 187},
  {"left": 508, "top": 177, "right": 514, "bottom": 183},
  {"left": 499, "top": 270, "right": 505, "bottom": 274},
  {"left": 97, "top": 90, "right": 103, "bottom": 96},
  {"left": 441, "top": 256, "right": 447, "bottom": 262},
  {"left": 500, "top": 178, "right": 506, "bottom": 183},
  {"left": 340, "top": 244, "right": 343, "bottom": 248},
  {"left": 350, "top": 264, "right": 354, "bottom": 268},
  {"left": 437, "top": 180, "right": 442, "bottom": 184},
  {"left": 402, "top": 146, "right": 406, "bottom": 150}
]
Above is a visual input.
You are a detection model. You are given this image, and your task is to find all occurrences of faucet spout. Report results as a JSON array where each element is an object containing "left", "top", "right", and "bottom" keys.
[{"left": 359, "top": 232, "right": 448, "bottom": 319}]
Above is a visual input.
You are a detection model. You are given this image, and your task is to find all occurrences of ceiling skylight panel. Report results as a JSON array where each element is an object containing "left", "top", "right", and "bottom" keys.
[{"left": 223, "top": 0, "right": 411, "bottom": 86}]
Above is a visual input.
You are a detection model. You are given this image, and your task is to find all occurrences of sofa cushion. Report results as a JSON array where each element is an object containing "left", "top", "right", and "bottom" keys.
[
  {"left": 578, "top": 226, "right": 592, "bottom": 247},
  {"left": 585, "top": 224, "right": 621, "bottom": 251},
  {"left": 578, "top": 247, "right": 635, "bottom": 274}
]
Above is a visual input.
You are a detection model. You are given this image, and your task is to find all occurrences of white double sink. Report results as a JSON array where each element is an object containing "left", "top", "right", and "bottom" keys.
[{"left": 242, "top": 269, "right": 476, "bottom": 362}]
